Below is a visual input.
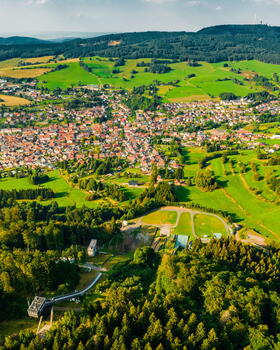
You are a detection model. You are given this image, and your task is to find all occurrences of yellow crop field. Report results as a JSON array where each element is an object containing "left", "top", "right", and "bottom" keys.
[
  {"left": 0, "top": 94, "right": 31, "bottom": 106},
  {"left": 0, "top": 58, "right": 22, "bottom": 69},
  {"left": 0, "top": 67, "right": 51, "bottom": 78},
  {"left": 23, "top": 56, "right": 54, "bottom": 64}
]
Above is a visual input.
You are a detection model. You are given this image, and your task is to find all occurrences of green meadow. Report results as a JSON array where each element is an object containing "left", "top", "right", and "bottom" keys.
[
  {"left": 0, "top": 170, "right": 100, "bottom": 208},
  {"left": 36, "top": 58, "right": 280, "bottom": 101},
  {"left": 177, "top": 148, "right": 280, "bottom": 241},
  {"left": 38, "top": 62, "right": 100, "bottom": 89}
]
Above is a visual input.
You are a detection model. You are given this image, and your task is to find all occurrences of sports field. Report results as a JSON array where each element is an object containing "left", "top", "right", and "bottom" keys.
[
  {"left": 142, "top": 210, "right": 178, "bottom": 225},
  {"left": 173, "top": 212, "right": 192, "bottom": 236},
  {"left": 194, "top": 214, "right": 228, "bottom": 237},
  {"left": 140, "top": 207, "right": 229, "bottom": 239}
]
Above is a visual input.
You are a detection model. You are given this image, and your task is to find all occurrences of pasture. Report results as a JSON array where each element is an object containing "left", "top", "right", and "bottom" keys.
[
  {"left": 177, "top": 148, "right": 280, "bottom": 240},
  {"left": 0, "top": 171, "right": 100, "bottom": 208},
  {"left": 16, "top": 56, "right": 279, "bottom": 101}
]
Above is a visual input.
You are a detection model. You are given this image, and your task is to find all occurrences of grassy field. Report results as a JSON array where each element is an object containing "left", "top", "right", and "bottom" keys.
[
  {"left": 173, "top": 212, "right": 192, "bottom": 236},
  {"left": 172, "top": 147, "right": 280, "bottom": 241},
  {"left": 142, "top": 210, "right": 178, "bottom": 225},
  {"left": 0, "top": 56, "right": 274, "bottom": 101},
  {"left": 194, "top": 213, "right": 228, "bottom": 237},
  {"left": 0, "top": 94, "right": 31, "bottom": 106},
  {"left": 0, "top": 171, "right": 100, "bottom": 208},
  {"left": 38, "top": 62, "right": 100, "bottom": 89},
  {"left": 37, "top": 58, "right": 264, "bottom": 101}
]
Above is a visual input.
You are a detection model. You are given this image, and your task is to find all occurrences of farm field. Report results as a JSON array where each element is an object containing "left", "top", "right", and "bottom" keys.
[
  {"left": 38, "top": 62, "right": 100, "bottom": 89},
  {"left": 37, "top": 58, "right": 269, "bottom": 101},
  {"left": 142, "top": 210, "right": 178, "bottom": 225},
  {"left": 194, "top": 213, "right": 228, "bottom": 237},
  {"left": 0, "top": 94, "right": 31, "bottom": 106},
  {"left": 0, "top": 66, "right": 51, "bottom": 79},
  {"left": 2, "top": 56, "right": 279, "bottom": 101}
]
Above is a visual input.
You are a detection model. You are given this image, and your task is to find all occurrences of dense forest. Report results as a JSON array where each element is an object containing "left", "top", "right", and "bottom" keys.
[
  {"left": 0, "top": 179, "right": 179, "bottom": 322},
  {"left": 1, "top": 239, "right": 279, "bottom": 349},
  {"left": 0, "top": 25, "right": 280, "bottom": 63}
]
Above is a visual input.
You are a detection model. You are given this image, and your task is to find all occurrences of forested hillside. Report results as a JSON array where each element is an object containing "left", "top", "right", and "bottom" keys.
[
  {"left": 2, "top": 239, "right": 279, "bottom": 349},
  {"left": 0, "top": 25, "right": 280, "bottom": 63}
]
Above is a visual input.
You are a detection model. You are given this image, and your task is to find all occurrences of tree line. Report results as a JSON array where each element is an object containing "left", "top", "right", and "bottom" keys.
[
  {"left": 1, "top": 25, "right": 280, "bottom": 64},
  {"left": 2, "top": 238, "right": 279, "bottom": 349}
]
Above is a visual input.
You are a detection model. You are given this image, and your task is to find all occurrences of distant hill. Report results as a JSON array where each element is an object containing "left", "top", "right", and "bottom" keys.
[
  {"left": 0, "top": 25, "right": 280, "bottom": 63},
  {"left": 0, "top": 36, "right": 49, "bottom": 45}
]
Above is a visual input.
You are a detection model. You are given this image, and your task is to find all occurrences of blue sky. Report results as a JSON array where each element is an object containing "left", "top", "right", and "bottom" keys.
[{"left": 0, "top": 0, "right": 279, "bottom": 36}]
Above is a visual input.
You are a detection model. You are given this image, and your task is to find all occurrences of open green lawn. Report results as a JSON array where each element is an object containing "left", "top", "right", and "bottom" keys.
[
  {"left": 174, "top": 149, "right": 280, "bottom": 241},
  {"left": 220, "top": 60, "right": 280, "bottom": 78},
  {"left": 194, "top": 213, "right": 228, "bottom": 237},
  {"left": 142, "top": 210, "right": 177, "bottom": 225},
  {"left": 173, "top": 212, "right": 193, "bottom": 236},
  {"left": 0, "top": 170, "right": 100, "bottom": 208},
  {"left": 37, "top": 62, "right": 99, "bottom": 89},
  {"left": 36, "top": 57, "right": 280, "bottom": 101},
  {"left": 208, "top": 156, "right": 280, "bottom": 239}
]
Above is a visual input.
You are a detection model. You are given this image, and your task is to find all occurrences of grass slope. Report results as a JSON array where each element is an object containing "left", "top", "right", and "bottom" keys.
[
  {"left": 0, "top": 171, "right": 99, "bottom": 208},
  {"left": 35, "top": 58, "right": 280, "bottom": 101}
]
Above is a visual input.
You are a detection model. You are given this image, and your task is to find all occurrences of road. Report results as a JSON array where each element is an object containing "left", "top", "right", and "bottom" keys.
[{"left": 50, "top": 273, "right": 102, "bottom": 304}]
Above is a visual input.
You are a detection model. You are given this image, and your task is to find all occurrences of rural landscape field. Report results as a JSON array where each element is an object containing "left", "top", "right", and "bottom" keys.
[
  {"left": 0, "top": 7, "right": 280, "bottom": 349},
  {"left": 1, "top": 56, "right": 280, "bottom": 102}
]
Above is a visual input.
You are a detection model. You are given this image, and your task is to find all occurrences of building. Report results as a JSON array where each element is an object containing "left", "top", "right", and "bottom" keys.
[{"left": 87, "top": 239, "right": 97, "bottom": 257}]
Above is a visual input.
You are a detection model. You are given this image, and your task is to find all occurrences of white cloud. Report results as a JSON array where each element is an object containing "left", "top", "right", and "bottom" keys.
[
  {"left": 143, "top": 0, "right": 200, "bottom": 5},
  {"left": 246, "top": 0, "right": 280, "bottom": 4},
  {"left": 26, "top": 0, "right": 49, "bottom": 5}
]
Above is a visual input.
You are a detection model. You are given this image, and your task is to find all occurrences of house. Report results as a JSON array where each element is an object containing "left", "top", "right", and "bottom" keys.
[
  {"left": 87, "top": 239, "right": 97, "bottom": 257},
  {"left": 128, "top": 180, "right": 139, "bottom": 186}
]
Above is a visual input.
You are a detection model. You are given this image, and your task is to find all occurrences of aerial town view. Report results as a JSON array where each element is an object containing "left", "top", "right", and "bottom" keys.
[{"left": 0, "top": 0, "right": 279, "bottom": 349}]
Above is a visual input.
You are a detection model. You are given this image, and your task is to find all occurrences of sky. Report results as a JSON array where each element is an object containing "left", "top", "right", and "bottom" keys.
[{"left": 0, "top": 0, "right": 279, "bottom": 37}]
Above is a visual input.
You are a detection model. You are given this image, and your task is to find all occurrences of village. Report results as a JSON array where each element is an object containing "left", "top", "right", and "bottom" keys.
[{"left": 0, "top": 79, "right": 279, "bottom": 170}]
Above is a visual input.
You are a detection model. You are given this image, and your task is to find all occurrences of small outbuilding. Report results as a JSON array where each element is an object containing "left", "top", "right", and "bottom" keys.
[{"left": 87, "top": 239, "right": 97, "bottom": 257}]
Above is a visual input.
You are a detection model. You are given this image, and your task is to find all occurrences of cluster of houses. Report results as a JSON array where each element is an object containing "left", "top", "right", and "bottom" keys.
[{"left": 0, "top": 82, "right": 279, "bottom": 170}]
